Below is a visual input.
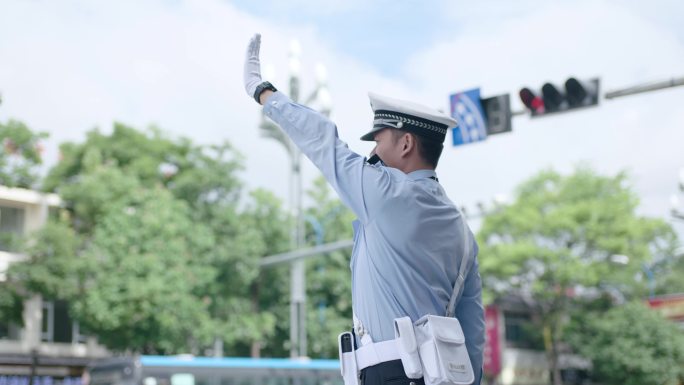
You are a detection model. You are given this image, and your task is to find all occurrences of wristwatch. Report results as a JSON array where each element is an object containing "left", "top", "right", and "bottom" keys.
[{"left": 253, "top": 81, "right": 278, "bottom": 103}]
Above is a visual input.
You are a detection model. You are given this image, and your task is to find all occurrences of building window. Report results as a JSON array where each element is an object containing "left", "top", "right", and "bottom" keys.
[
  {"left": 0, "top": 321, "right": 21, "bottom": 340},
  {"left": 41, "top": 301, "right": 54, "bottom": 342},
  {"left": 0, "top": 205, "right": 25, "bottom": 251},
  {"left": 42, "top": 300, "right": 77, "bottom": 343}
]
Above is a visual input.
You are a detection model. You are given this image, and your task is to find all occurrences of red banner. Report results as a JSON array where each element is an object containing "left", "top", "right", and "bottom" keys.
[{"left": 483, "top": 305, "right": 502, "bottom": 377}]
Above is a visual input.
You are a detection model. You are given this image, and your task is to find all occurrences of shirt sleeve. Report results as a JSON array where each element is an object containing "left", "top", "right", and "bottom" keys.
[
  {"left": 262, "top": 91, "right": 386, "bottom": 223},
  {"left": 455, "top": 240, "right": 486, "bottom": 385}
]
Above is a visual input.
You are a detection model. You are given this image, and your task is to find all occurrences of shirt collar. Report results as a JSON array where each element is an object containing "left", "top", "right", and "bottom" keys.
[{"left": 407, "top": 169, "right": 437, "bottom": 181}]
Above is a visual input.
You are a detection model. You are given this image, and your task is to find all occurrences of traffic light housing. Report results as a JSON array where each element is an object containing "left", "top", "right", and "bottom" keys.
[
  {"left": 519, "top": 77, "right": 600, "bottom": 117},
  {"left": 481, "top": 94, "right": 512, "bottom": 136}
]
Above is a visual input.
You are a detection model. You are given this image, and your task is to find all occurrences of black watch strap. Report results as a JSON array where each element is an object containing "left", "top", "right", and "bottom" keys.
[{"left": 253, "top": 81, "right": 278, "bottom": 103}]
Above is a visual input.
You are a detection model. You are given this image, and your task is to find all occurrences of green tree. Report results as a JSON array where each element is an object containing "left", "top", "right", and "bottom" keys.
[
  {"left": 9, "top": 122, "right": 285, "bottom": 354},
  {"left": 0, "top": 283, "right": 23, "bottom": 327},
  {"left": 9, "top": 221, "right": 84, "bottom": 302},
  {"left": 0, "top": 119, "right": 47, "bottom": 189},
  {"left": 44, "top": 124, "right": 177, "bottom": 192},
  {"left": 43, "top": 123, "right": 243, "bottom": 209},
  {"left": 213, "top": 189, "right": 290, "bottom": 357},
  {"left": 568, "top": 302, "right": 684, "bottom": 385},
  {"left": 477, "top": 167, "right": 678, "bottom": 385},
  {"left": 11, "top": 185, "right": 218, "bottom": 353},
  {"left": 651, "top": 243, "right": 684, "bottom": 295},
  {"left": 74, "top": 187, "right": 217, "bottom": 353}
]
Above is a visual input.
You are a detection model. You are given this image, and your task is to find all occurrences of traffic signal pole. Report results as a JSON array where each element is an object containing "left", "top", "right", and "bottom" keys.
[{"left": 605, "top": 76, "right": 684, "bottom": 100}]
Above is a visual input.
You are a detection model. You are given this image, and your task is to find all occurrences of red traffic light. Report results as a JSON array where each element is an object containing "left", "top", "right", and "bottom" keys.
[
  {"left": 520, "top": 77, "right": 600, "bottom": 117},
  {"left": 519, "top": 87, "right": 545, "bottom": 115}
]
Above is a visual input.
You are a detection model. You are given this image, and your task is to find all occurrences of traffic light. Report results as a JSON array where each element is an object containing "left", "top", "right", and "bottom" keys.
[
  {"left": 519, "top": 77, "right": 600, "bottom": 117},
  {"left": 481, "top": 94, "right": 512, "bottom": 135}
]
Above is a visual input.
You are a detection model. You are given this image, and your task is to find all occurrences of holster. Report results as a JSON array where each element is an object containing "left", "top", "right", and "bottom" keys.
[{"left": 338, "top": 332, "right": 360, "bottom": 385}]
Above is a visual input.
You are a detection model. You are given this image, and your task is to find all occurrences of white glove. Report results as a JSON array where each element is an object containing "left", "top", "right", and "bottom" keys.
[{"left": 243, "top": 33, "right": 263, "bottom": 99}]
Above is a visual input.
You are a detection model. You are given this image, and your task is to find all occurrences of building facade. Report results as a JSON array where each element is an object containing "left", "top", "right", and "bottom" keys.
[
  {"left": 0, "top": 185, "right": 108, "bottom": 385},
  {"left": 483, "top": 295, "right": 590, "bottom": 385}
]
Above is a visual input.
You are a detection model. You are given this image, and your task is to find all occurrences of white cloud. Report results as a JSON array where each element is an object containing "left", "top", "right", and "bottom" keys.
[{"left": 1, "top": 0, "right": 682, "bottom": 237}]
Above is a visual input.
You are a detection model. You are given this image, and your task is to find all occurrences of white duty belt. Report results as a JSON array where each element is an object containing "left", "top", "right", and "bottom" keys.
[
  {"left": 355, "top": 339, "right": 401, "bottom": 370},
  {"left": 353, "top": 313, "right": 401, "bottom": 370}
]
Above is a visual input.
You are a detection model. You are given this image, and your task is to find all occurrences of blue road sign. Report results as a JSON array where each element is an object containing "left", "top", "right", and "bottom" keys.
[{"left": 450, "top": 88, "right": 488, "bottom": 146}]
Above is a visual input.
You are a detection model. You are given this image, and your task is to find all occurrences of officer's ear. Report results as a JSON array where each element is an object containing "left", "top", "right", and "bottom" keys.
[{"left": 401, "top": 133, "right": 415, "bottom": 157}]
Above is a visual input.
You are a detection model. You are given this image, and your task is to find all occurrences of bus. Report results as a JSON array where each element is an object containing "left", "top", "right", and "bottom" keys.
[{"left": 86, "top": 356, "right": 343, "bottom": 385}]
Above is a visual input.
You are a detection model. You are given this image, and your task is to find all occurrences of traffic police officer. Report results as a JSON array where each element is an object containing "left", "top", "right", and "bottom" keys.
[{"left": 243, "top": 34, "right": 485, "bottom": 385}]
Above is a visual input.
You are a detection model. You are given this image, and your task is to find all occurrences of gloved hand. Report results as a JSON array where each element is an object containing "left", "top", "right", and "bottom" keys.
[{"left": 243, "top": 33, "right": 263, "bottom": 99}]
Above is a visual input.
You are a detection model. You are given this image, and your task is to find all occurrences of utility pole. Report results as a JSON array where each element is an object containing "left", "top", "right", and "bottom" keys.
[{"left": 259, "top": 40, "right": 332, "bottom": 358}]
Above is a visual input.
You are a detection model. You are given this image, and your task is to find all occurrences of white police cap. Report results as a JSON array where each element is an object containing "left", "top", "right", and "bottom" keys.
[{"left": 360, "top": 92, "right": 458, "bottom": 143}]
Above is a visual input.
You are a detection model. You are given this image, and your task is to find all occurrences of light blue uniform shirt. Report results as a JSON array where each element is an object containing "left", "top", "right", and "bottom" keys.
[{"left": 263, "top": 92, "right": 485, "bottom": 383}]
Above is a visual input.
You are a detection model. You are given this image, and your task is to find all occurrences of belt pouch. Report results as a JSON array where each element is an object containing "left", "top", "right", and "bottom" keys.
[
  {"left": 394, "top": 317, "right": 423, "bottom": 379},
  {"left": 414, "top": 315, "right": 474, "bottom": 385}
]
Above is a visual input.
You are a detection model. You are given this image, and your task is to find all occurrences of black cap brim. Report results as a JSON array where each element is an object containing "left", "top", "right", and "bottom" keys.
[{"left": 360, "top": 126, "right": 384, "bottom": 141}]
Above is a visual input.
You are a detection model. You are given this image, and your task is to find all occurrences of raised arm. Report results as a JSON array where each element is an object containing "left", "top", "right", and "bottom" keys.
[{"left": 242, "top": 34, "right": 387, "bottom": 223}]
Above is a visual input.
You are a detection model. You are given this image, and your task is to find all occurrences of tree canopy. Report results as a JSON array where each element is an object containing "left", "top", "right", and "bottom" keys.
[
  {"left": 10, "top": 123, "right": 260, "bottom": 353},
  {"left": 477, "top": 167, "right": 680, "bottom": 385},
  {"left": 568, "top": 302, "right": 684, "bottom": 385},
  {"left": 0, "top": 119, "right": 47, "bottom": 189}
]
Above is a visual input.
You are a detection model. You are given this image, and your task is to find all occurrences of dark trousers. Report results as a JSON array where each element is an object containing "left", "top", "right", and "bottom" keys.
[{"left": 360, "top": 360, "right": 425, "bottom": 385}]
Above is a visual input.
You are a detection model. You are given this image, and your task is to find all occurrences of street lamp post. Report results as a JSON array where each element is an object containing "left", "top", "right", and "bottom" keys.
[{"left": 259, "top": 40, "right": 331, "bottom": 358}]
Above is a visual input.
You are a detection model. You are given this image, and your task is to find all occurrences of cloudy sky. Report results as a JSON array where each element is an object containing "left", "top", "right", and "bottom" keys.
[{"left": 1, "top": 0, "right": 683, "bottom": 237}]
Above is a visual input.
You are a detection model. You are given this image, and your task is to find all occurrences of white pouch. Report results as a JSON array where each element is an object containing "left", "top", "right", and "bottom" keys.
[
  {"left": 394, "top": 316, "right": 423, "bottom": 379},
  {"left": 414, "top": 315, "right": 474, "bottom": 385}
]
